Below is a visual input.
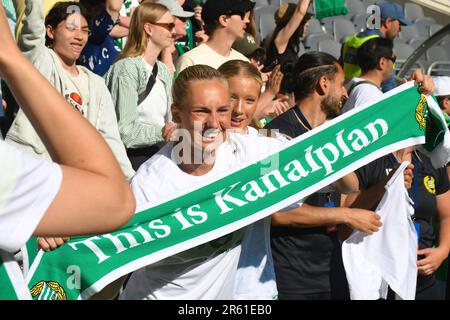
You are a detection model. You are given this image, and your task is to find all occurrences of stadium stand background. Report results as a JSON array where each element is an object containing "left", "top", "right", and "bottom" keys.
[{"left": 253, "top": 0, "right": 450, "bottom": 77}]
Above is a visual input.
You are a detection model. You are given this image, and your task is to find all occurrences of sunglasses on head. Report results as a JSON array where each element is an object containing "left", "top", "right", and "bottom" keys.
[{"left": 152, "top": 22, "right": 176, "bottom": 31}]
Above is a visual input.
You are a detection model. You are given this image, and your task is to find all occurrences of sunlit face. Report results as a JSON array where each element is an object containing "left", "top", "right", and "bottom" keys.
[
  {"left": 149, "top": 11, "right": 176, "bottom": 49},
  {"left": 321, "top": 64, "right": 348, "bottom": 119},
  {"left": 173, "top": 79, "right": 231, "bottom": 154},
  {"left": 385, "top": 19, "right": 401, "bottom": 40},
  {"left": 46, "top": 13, "right": 89, "bottom": 64},
  {"left": 227, "top": 11, "right": 250, "bottom": 39},
  {"left": 174, "top": 16, "right": 187, "bottom": 39},
  {"left": 381, "top": 55, "right": 395, "bottom": 81},
  {"left": 228, "top": 76, "right": 261, "bottom": 133},
  {"left": 440, "top": 97, "right": 450, "bottom": 116}
]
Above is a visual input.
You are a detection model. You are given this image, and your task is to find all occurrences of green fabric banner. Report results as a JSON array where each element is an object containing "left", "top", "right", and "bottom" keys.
[
  {"left": 16, "top": 83, "right": 449, "bottom": 300},
  {"left": 0, "top": 251, "right": 31, "bottom": 300},
  {"left": 314, "top": 0, "right": 349, "bottom": 20}
]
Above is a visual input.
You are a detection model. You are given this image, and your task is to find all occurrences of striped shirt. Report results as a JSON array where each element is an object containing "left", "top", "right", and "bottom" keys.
[{"left": 104, "top": 57, "right": 173, "bottom": 149}]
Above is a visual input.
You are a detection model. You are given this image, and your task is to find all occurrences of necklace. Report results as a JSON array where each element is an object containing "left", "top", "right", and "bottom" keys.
[{"left": 292, "top": 105, "right": 311, "bottom": 131}]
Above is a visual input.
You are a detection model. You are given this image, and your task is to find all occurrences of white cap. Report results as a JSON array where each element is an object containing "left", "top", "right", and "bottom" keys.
[
  {"left": 433, "top": 76, "right": 450, "bottom": 96},
  {"left": 159, "top": 0, "right": 194, "bottom": 18}
]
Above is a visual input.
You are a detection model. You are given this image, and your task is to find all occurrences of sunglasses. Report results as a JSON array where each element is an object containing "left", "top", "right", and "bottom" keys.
[
  {"left": 152, "top": 22, "right": 176, "bottom": 31},
  {"left": 385, "top": 55, "right": 397, "bottom": 63},
  {"left": 225, "top": 10, "right": 247, "bottom": 20}
]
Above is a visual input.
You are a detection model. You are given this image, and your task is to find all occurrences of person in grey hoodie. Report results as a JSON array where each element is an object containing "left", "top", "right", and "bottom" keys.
[{"left": 6, "top": 0, "right": 134, "bottom": 181}]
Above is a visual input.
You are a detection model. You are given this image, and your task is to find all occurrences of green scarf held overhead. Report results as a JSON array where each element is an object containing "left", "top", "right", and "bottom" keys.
[{"left": 314, "top": 0, "right": 348, "bottom": 20}]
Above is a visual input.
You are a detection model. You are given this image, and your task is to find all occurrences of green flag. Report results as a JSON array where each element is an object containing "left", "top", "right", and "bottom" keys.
[{"left": 314, "top": 0, "right": 349, "bottom": 20}]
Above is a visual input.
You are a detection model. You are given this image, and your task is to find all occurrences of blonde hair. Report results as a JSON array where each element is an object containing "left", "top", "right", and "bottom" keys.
[
  {"left": 172, "top": 65, "right": 228, "bottom": 108},
  {"left": 218, "top": 60, "right": 263, "bottom": 88},
  {"left": 117, "top": 3, "right": 169, "bottom": 61}
]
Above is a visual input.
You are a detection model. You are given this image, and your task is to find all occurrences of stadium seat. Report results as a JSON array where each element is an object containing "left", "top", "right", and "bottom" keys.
[
  {"left": 346, "top": 0, "right": 365, "bottom": 18},
  {"left": 394, "top": 43, "right": 414, "bottom": 60},
  {"left": 408, "top": 37, "right": 427, "bottom": 50},
  {"left": 304, "top": 33, "right": 333, "bottom": 51},
  {"left": 321, "top": 16, "right": 338, "bottom": 34},
  {"left": 254, "top": 6, "right": 277, "bottom": 31},
  {"left": 333, "top": 18, "right": 356, "bottom": 42},
  {"left": 427, "top": 46, "right": 450, "bottom": 76},
  {"left": 427, "top": 45, "right": 450, "bottom": 61},
  {"left": 429, "top": 24, "right": 443, "bottom": 36},
  {"left": 271, "top": 0, "right": 297, "bottom": 6},
  {"left": 352, "top": 13, "right": 369, "bottom": 32},
  {"left": 362, "top": 0, "right": 378, "bottom": 7},
  {"left": 318, "top": 39, "right": 342, "bottom": 59},
  {"left": 304, "top": 18, "right": 325, "bottom": 37},
  {"left": 259, "top": 13, "right": 277, "bottom": 42},
  {"left": 298, "top": 42, "right": 306, "bottom": 57},
  {"left": 404, "top": 3, "right": 424, "bottom": 21},
  {"left": 254, "top": 0, "right": 271, "bottom": 9},
  {"left": 414, "top": 17, "right": 436, "bottom": 38},
  {"left": 398, "top": 25, "right": 419, "bottom": 43}
]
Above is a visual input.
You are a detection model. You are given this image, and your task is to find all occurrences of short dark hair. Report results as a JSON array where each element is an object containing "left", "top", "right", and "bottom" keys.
[
  {"left": 45, "top": 2, "right": 90, "bottom": 47},
  {"left": 248, "top": 47, "right": 266, "bottom": 66},
  {"left": 291, "top": 52, "right": 339, "bottom": 101},
  {"left": 357, "top": 37, "right": 394, "bottom": 74},
  {"left": 437, "top": 95, "right": 450, "bottom": 108}
]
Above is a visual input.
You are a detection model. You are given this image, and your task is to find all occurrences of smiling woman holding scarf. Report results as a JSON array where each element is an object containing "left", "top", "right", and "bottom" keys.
[
  {"left": 119, "top": 64, "right": 289, "bottom": 300},
  {"left": 118, "top": 63, "right": 363, "bottom": 300}
]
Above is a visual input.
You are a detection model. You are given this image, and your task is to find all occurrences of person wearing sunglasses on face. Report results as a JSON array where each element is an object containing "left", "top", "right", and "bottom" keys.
[
  {"left": 175, "top": 0, "right": 255, "bottom": 72},
  {"left": 342, "top": 37, "right": 433, "bottom": 114},
  {"left": 105, "top": 2, "right": 177, "bottom": 171},
  {"left": 342, "top": 38, "right": 397, "bottom": 114},
  {"left": 341, "top": 2, "right": 412, "bottom": 93}
]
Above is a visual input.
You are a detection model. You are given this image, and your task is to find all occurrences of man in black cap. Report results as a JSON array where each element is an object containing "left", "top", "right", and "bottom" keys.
[{"left": 175, "top": 0, "right": 255, "bottom": 71}]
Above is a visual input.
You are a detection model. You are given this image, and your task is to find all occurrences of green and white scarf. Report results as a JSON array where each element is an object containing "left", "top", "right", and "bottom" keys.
[
  {"left": 0, "top": 251, "right": 31, "bottom": 300},
  {"left": 4, "top": 83, "right": 449, "bottom": 300}
]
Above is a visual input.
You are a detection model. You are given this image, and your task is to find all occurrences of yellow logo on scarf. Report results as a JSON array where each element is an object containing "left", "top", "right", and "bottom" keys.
[
  {"left": 415, "top": 94, "right": 428, "bottom": 130},
  {"left": 30, "top": 281, "right": 67, "bottom": 300},
  {"left": 424, "top": 176, "right": 436, "bottom": 194}
]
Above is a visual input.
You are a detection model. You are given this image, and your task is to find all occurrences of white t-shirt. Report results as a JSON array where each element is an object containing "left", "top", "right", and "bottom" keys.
[
  {"left": 120, "top": 132, "right": 284, "bottom": 300},
  {"left": 0, "top": 140, "right": 62, "bottom": 298},
  {"left": 232, "top": 126, "right": 279, "bottom": 300},
  {"left": 138, "top": 60, "right": 169, "bottom": 128},
  {"left": 0, "top": 140, "right": 62, "bottom": 253},
  {"left": 342, "top": 162, "right": 417, "bottom": 300},
  {"left": 63, "top": 68, "right": 90, "bottom": 116},
  {"left": 342, "top": 77, "right": 383, "bottom": 114},
  {"left": 176, "top": 43, "right": 249, "bottom": 72}
]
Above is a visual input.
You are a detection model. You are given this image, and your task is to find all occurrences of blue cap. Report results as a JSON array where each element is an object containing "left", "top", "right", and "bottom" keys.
[{"left": 379, "top": 2, "right": 412, "bottom": 25}]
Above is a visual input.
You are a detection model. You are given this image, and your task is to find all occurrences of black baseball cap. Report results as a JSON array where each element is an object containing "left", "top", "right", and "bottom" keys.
[{"left": 202, "top": 0, "right": 255, "bottom": 25}]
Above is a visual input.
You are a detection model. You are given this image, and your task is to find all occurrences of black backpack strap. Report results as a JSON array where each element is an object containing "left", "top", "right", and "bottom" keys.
[
  {"left": 347, "top": 80, "right": 379, "bottom": 96},
  {"left": 137, "top": 62, "right": 159, "bottom": 106}
]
